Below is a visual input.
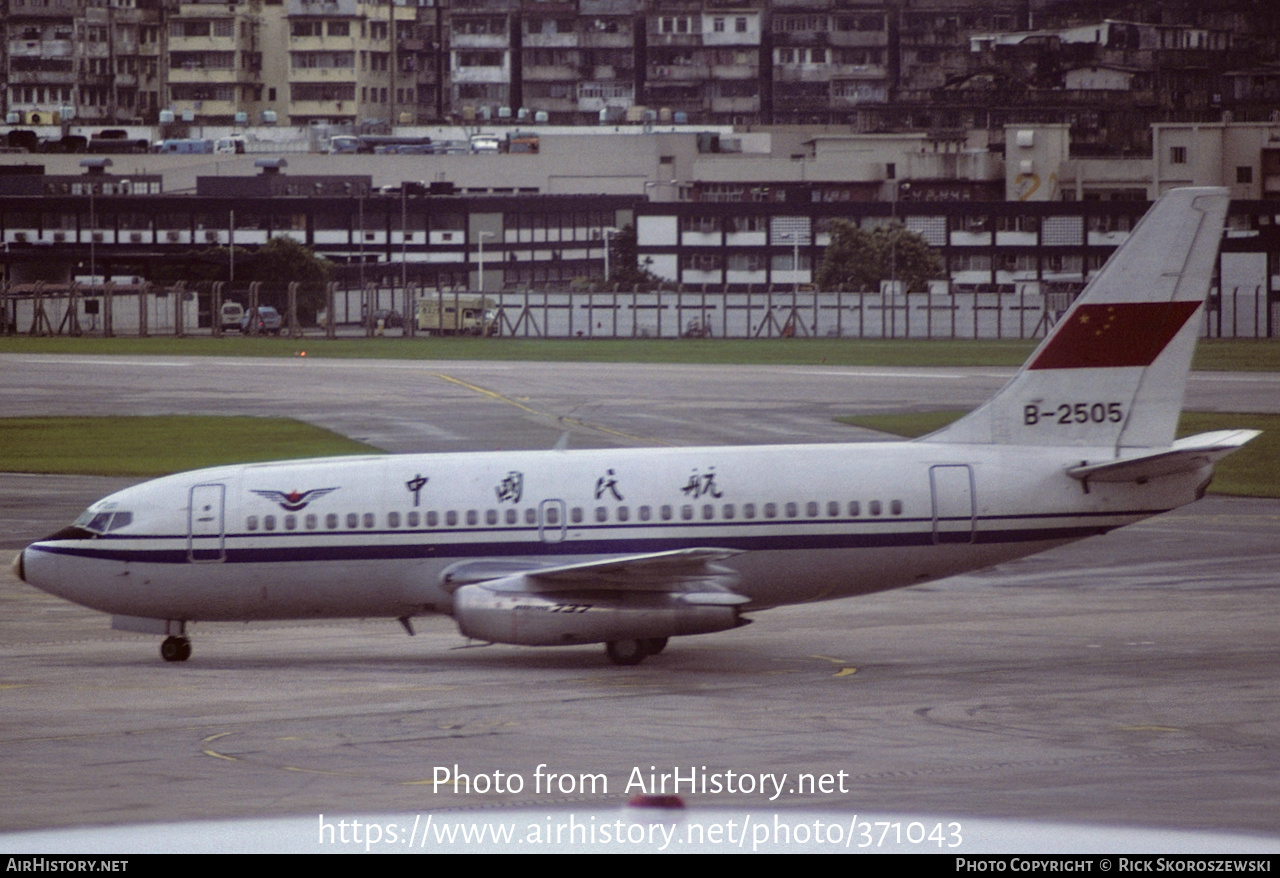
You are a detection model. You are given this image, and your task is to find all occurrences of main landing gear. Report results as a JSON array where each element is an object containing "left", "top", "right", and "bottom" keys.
[
  {"left": 161, "top": 636, "right": 192, "bottom": 662},
  {"left": 605, "top": 637, "right": 668, "bottom": 666}
]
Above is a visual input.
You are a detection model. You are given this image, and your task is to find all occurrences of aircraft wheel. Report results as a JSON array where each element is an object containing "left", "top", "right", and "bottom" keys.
[
  {"left": 606, "top": 639, "right": 646, "bottom": 666},
  {"left": 161, "top": 636, "right": 191, "bottom": 663},
  {"left": 640, "top": 637, "right": 668, "bottom": 656}
]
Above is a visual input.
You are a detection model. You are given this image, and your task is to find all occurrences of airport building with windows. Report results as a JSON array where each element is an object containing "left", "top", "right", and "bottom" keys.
[{"left": 0, "top": 119, "right": 1277, "bottom": 337}]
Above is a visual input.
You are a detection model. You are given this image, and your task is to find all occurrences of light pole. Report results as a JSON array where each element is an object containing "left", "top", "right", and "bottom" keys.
[
  {"left": 400, "top": 186, "right": 408, "bottom": 292},
  {"left": 89, "top": 183, "right": 95, "bottom": 285},
  {"left": 228, "top": 208, "right": 235, "bottom": 283},
  {"left": 602, "top": 226, "right": 619, "bottom": 287},
  {"left": 79, "top": 158, "right": 111, "bottom": 285},
  {"left": 476, "top": 230, "right": 495, "bottom": 292}
]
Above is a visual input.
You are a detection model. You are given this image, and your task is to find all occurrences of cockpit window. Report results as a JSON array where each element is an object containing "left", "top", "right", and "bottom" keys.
[{"left": 72, "top": 509, "right": 133, "bottom": 535}]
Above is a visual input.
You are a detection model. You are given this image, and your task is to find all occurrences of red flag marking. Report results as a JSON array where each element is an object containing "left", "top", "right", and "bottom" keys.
[{"left": 1028, "top": 301, "right": 1201, "bottom": 370}]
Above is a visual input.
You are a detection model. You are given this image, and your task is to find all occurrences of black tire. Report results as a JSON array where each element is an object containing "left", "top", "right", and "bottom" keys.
[
  {"left": 640, "top": 637, "right": 668, "bottom": 656},
  {"left": 160, "top": 636, "right": 190, "bottom": 663},
  {"left": 606, "top": 639, "right": 646, "bottom": 666}
]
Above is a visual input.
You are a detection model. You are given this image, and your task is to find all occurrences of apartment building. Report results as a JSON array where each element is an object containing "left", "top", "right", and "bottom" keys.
[
  {"left": 285, "top": 0, "right": 416, "bottom": 126},
  {"left": 4, "top": 0, "right": 168, "bottom": 125},
  {"left": 644, "top": 1, "right": 762, "bottom": 125},
  {"left": 3, "top": 0, "right": 1279, "bottom": 132},
  {"left": 769, "top": 0, "right": 890, "bottom": 126},
  {"left": 166, "top": 0, "right": 278, "bottom": 125}
]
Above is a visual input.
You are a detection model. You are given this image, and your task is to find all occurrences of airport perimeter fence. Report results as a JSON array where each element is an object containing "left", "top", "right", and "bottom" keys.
[{"left": 2, "top": 281, "right": 1276, "bottom": 340}]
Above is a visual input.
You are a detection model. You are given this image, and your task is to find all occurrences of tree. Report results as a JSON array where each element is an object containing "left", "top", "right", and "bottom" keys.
[
  {"left": 816, "top": 221, "right": 943, "bottom": 293},
  {"left": 241, "top": 236, "right": 333, "bottom": 288},
  {"left": 606, "top": 224, "right": 660, "bottom": 289}
]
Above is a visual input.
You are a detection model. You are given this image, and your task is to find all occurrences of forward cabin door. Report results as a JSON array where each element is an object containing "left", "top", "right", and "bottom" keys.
[
  {"left": 930, "top": 465, "right": 975, "bottom": 545},
  {"left": 538, "top": 499, "right": 566, "bottom": 543},
  {"left": 188, "top": 483, "right": 227, "bottom": 562}
]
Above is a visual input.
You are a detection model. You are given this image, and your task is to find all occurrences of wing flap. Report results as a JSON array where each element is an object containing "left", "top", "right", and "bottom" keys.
[{"left": 1067, "top": 429, "right": 1260, "bottom": 483}]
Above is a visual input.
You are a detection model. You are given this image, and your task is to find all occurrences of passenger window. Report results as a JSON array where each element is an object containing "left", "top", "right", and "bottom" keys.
[
  {"left": 545, "top": 506, "right": 560, "bottom": 525},
  {"left": 571, "top": 507, "right": 583, "bottom": 524},
  {"left": 363, "top": 513, "right": 375, "bottom": 528},
  {"left": 743, "top": 503, "right": 755, "bottom": 519},
  {"left": 681, "top": 505, "right": 693, "bottom": 521},
  {"left": 785, "top": 502, "right": 798, "bottom": 518},
  {"left": 326, "top": 513, "right": 339, "bottom": 529},
  {"left": 346, "top": 513, "right": 359, "bottom": 529},
  {"left": 247, "top": 516, "right": 258, "bottom": 531},
  {"left": 485, "top": 509, "right": 498, "bottom": 525},
  {"left": 465, "top": 510, "right": 478, "bottom": 526},
  {"left": 446, "top": 510, "right": 458, "bottom": 526},
  {"left": 595, "top": 506, "right": 608, "bottom": 523},
  {"left": 427, "top": 511, "right": 439, "bottom": 527},
  {"left": 525, "top": 508, "right": 537, "bottom": 525},
  {"left": 848, "top": 501, "right": 860, "bottom": 517},
  {"left": 661, "top": 505, "right": 673, "bottom": 521},
  {"left": 805, "top": 501, "right": 818, "bottom": 518},
  {"left": 408, "top": 511, "right": 420, "bottom": 528},
  {"left": 285, "top": 514, "right": 297, "bottom": 530},
  {"left": 890, "top": 500, "right": 903, "bottom": 515},
  {"left": 506, "top": 508, "right": 518, "bottom": 525},
  {"left": 388, "top": 512, "right": 400, "bottom": 528},
  {"left": 869, "top": 500, "right": 882, "bottom": 516},
  {"left": 723, "top": 504, "right": 734, "bottom": 519},
  {"left": 305, "top": 513, "right": 317, "bottom": 530},
  {"left": 264, "top": 515, "right": 276, "bottom": 531},
  {"left": 827, "top": 501, "right": 840, "bottom": 517},
  {"left": 702, "top": 504, "right": 714, "bottom": 520},
  {"left": 617, "top": 506, "right": 629, "bottom": 522},
  {"left": 639, "top": 505, "right": 651, "bottom": 522},
  {"left": 764, "top": 502, "right": 777, "bottom": 519}
]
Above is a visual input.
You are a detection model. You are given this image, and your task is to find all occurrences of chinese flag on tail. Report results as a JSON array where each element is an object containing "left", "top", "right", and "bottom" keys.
[{"left": 1028, "top": 301, "right": 1201, "bottom": 370}]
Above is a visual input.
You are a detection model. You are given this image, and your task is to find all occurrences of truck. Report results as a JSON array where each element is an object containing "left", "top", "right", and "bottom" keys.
[{"left": 416, "top": 295, "right": 498, "bottom": 336}]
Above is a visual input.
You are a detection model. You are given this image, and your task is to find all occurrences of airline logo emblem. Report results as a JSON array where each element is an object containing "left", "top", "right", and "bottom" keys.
[
  {"left": 250, "top": 487, "right": 339, "bottom": 511},
  {"left": 1028, "top": 301, "right": 1201, "bottom": 370}
]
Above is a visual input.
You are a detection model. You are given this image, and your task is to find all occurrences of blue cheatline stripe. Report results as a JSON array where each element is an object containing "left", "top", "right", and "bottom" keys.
[
  {"left": 40, "top": 505, "right": 1161, "bottom": 547},
  {"left": 32, "top": 518, "right": 1129, "bottom": 565}
]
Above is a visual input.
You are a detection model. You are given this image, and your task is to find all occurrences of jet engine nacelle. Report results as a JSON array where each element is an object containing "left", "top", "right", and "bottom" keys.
[{"left": 452, "top": 582, "right": 741, "bottom": 647}]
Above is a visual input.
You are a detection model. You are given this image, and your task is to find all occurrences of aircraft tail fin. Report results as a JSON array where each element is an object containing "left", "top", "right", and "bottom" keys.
[{"left": 925, "top": 187, "right": 1230, "bottom": 451}]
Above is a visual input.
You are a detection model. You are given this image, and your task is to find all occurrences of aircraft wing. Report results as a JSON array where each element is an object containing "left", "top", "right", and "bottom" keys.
[
  {"left": 439, "top": 547, "right": 747, "bottom": 602},
  {"left": 1067, "top": 429, "right": 1260, "bottom": 484}
]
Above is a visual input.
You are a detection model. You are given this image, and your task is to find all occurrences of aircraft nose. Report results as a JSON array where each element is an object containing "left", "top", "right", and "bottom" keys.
[{"left": 10, "top": 549, "right": 25, "bottom": 583}]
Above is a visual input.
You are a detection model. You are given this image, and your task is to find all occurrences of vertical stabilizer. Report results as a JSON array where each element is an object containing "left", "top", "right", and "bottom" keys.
[{"left": 925, "top": 188, "right": 1229, "bottom": 451}]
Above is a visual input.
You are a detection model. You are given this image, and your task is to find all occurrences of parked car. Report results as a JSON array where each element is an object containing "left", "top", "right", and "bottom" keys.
[
  {"left": 367, "top": 309, "right": 403, "bottom": 329},
  {"left": 241, "top": 306, "right": 282, "bottom": 335}
]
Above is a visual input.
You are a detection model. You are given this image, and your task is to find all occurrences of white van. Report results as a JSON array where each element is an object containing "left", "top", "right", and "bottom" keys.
[{"left": 220, "top": 301, "right": 245, "bottom": 332}]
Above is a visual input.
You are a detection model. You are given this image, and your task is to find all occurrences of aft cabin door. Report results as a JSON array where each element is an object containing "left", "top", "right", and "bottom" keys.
[
  {"left": 188, "top": 483, "right": 226, "bottom": 562},
  {"left": 930, "top": 465, "right": 975, "bottom": 545}
]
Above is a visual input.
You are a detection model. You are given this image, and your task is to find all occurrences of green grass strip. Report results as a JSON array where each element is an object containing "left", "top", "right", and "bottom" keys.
[
  {"left": 0, "top": 416, "right": 379, "bottom": 477},
  {"left": 0, "top": 335, "right": 1276, "bottom": 370},
  {"left": 835, "top": 411, "right": 1278, "bottom": 498}
]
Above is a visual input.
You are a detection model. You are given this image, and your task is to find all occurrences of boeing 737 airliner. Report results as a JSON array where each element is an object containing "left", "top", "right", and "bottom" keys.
[{"left": 11, "top": 188, "right": 1258, "bottom": 665}]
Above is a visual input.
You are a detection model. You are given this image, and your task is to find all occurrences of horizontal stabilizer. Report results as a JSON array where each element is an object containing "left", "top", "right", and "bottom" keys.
[{"left": 1067, "top": 429, "right": 1259, "bottom": 484}]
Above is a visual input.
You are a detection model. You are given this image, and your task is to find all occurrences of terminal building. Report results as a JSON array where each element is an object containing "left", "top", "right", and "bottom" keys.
[{"left": 0, "top": 120, "right": 1277, "bottom": 336}]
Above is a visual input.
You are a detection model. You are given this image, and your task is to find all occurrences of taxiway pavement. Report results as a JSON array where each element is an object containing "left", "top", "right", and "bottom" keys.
[{"left": 1, "top": 355, "right": 1277, "bottom": 844}]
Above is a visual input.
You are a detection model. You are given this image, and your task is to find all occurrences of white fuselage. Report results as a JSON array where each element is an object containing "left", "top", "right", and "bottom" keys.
[{"left": 20, "top": 440, "right": 1209, "bottom": 626}]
